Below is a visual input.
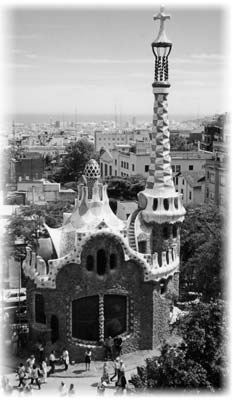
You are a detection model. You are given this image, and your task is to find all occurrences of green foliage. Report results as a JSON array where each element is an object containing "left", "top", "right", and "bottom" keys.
[
  {"left": 131, "top": 300, "right": 227, "bottom": 392},
  {"left": 4, "top": 202, "right": 74, "bottom": 252},
  {"left": 106, "top": 175, "right": 146, "bottom": 200},
  {"left": 51, "top": 139, "right": 98, "bottom": 183},
  {"left": 180, "top": 204, "right": 224, "bottom": 301},
  {"left": 177, "top": 300, "right": 227, "bottom": 389}
]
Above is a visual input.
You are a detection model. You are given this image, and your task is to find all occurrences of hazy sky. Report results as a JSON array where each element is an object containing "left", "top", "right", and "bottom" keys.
[{"left": 3, "top": 4, "right": 229, "bottom": 117}]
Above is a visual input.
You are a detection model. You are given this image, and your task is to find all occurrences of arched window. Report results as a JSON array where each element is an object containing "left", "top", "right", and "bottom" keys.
[
  {"left": 72, "top": 296, "right": 99, "bottom": 341},
  {"left": 97, "top": 249, "right": 106, "bottom": 275},
  {"left": 164, "top": 198, "right": 169, "bottom": 210},
  {"left": 35, "top": 294, "right": 46, "bottom": 324},
  {"left": 104, "top": 295, "right": 127, "bottom": 338},
  {"left": 110, "top": 254, "right": 117, "bottom": 270},
  {"left": 86, "top": 255, "right": 94, "bottom": 271},
  {"left": 153, "top": 198, "right": 158, "bottom": 211}
]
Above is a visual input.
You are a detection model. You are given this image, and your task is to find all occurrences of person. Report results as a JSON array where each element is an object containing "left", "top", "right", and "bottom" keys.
[
  {"left": 59, "top": 381, "right": 68, "bottom": 396},
  {"left": 117, "top": 360, "right": 126, "bottom": 387},
  {"left": 41, "top": 360, "right": 47, "bottom": 383},
  {"left": 102, "top": 362, "right": 110, "bottom": 384},
  {"left": 37, "top": 342, "right": 45, "bottom": 365},
  {"left": 11, "top": 331, "right": 19, "bottom": 355},
  {"left": 48, "top": 350, "right": 56, "bottom": 376},
  {"left": 110, "top": 357, "right": 120, "bottom": 382},
  {"left": 113, "top": 336, "right": 123, "bottom": 358},
  {"left": 104, "top": 336, "right": 113, "bottom": 360},
  {"left": 68, "top": 383, "right": 75, "bottom": 396},
  {"left": 97, "top": 377, "right": 106, "bottom": 395},
  {"left": 30, "top": 365, "right": 41, "bottom": 390},
  {"left": 85, "top": 348, "right": 92, "bottom": 371},
  {"left": 17, "top": 363, "right": 26, "bottom": 388},
  {"left": 62, "top": 348, "right": 69, "bottom": 371},
  {"left": 26, "top": 355, "right": 35, "bottom": 377}
]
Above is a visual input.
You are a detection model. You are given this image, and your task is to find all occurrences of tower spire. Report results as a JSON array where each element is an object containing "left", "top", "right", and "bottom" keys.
[{"left": 146, "top": 5, "right": 173, "bottom": 194}]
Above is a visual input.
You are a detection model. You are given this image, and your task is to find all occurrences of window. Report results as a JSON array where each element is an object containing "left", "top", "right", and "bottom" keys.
[
  {"left": 35, "top": 294, "right": 46, "bottom": 324},
  {"left": 175, "top": 177, "right": 179, "bottom": 185},
  {"left": 132, "top": 164, "right": 135, "bottom": 172},
  {"left": 115, "top": 170, "right": 117, "bottom": 176},
  {"left": 163, "top": 198, "right": 169, "bottom": 210},
  {"left": 181, "top": 189, "right": 183, "bottom": 194},
  {"left": 172, "top": 165, "right": 175, "bottom": 173},
  {"left": 109, "top": 166, "right": 112, "bottom": 176},
  {"left": 145, "top": 165, "right": 149, "bottom": 172},
  {"left": 121, "top": 161, "right": 123, "bottom": 167},
  {"left": 189, "top": 191, "right": 192, "bottom": 200},
  {"left": 206, "top": 188, "right": 209, "bottom": 198},
  {"left": 97, "top": 249, "right": 106, "bottom": 275},
  {"left": 189, "top": 165, "right": 193, "bottom": 171},
  {"left": 153, "top": 198, "right": 158, "bottom": 211},
  {"left": 104, "top": 164, "right": 108, "bottom": 176},
  {"left": 175, "top": 165, "right": 181, "bottom": 173},
  {"left": 72, "top": 295, "right": 127, "bottom": 342},
  {"left": 115, "top": 160, "right": 117, "bottom": 165},
  {"left": 72, "top": 296, "right": 99, "bottom": 341},
  {"left": 138, "top": 241, "right": 147, "bottom": 254},
  {"left": 182, "top": 179, "right": 184, "bottom": 185},
  {"left": 160, "top": 280, "right": 167, "bottom": 295},
  {"left": 104, "top": 295, "right": 127, "bottom": 338}
]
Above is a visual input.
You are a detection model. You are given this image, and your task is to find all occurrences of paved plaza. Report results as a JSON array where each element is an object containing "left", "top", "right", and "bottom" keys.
[{"left": 1, "top": 335, "right": 181, "bottom": 397}]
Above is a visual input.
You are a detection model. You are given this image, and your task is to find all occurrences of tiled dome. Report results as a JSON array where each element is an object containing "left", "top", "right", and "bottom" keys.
[{"left": 84, "top": 159, "right": 100, "bottom": 180}]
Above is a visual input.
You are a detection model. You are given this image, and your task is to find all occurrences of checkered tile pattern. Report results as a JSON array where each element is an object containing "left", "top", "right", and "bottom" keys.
[{"left": 146, "top": 92, "right": 174, "bottom": 190}]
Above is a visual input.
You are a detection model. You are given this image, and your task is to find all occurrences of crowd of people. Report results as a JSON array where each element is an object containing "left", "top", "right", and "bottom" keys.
[{"left": 1, "top": 334, "right": 136, "bottom": 396}]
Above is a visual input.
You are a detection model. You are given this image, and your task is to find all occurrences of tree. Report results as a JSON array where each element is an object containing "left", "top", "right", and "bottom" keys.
[
  {"left": 4, "top": 202, "right": 74, "bottom": 252},
  {"left": 106, "top": 175, "right": 146, "bottom": 200},
  {"left": 131, "top": 300, "right": 227, "bottom": 392},
  {"left": 180, "top": 204, "right": 224, "bottom": 301},
  {"left": 51, "top": 139, "right": 98, "bottom": 183}
]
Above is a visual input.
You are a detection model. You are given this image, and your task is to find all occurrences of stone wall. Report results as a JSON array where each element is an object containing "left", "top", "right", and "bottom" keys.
[{"left": 25, "top": 237, "right": 173, "bottom": 361}]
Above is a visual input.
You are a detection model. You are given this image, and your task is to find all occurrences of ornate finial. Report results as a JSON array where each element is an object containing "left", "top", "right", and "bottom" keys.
[{"left": 153, "top": 5, "right": 171, "bottom": 45}]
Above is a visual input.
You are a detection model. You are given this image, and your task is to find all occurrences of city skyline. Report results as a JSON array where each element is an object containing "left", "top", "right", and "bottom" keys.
[{"left": 2, "top": 3, "right": 230, "bottom": 119}]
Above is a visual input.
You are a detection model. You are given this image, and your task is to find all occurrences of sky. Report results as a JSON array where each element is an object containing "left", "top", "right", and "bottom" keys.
[{"left": 1, "top": 0, "right": 231, "bottom": 119}]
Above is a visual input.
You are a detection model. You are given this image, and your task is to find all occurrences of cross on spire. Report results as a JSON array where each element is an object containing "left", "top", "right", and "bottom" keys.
[{"left": 153, "top": 5, "right": 171, "bottom": 44}]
